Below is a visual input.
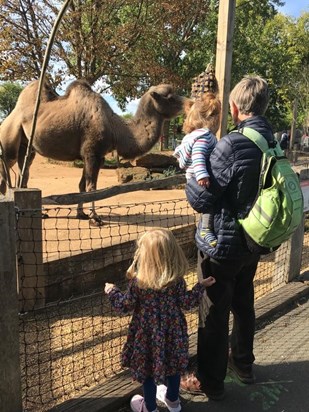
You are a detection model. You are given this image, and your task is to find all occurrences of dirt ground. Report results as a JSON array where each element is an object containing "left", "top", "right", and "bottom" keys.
[{"left": 23, "top": 154, "right": 184, "bottom": 205}]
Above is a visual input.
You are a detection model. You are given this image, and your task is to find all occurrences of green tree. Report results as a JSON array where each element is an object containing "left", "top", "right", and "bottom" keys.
[
  {"left": 241, "top": 11, "right": 309, "bottom": 131},
  {"left": 0, "top": 0, "right": 306, "bottom": 129},
  {"left": 0, "top": 82, "right": 23, "bottom": 119},
  {"left": 0, "top": 0, "right": 212, "bottom": 102}
]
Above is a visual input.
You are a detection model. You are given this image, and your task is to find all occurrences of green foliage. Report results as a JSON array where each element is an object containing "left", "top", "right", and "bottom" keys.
[
  {"left": 121, "top": 113, "right": 133, "bottom": 120},
  {"left": 163, "top": 166, "right": 178, "bottom": 177},
  {"left": 0, "top": 82, "right": 23, "bottom": 119}
]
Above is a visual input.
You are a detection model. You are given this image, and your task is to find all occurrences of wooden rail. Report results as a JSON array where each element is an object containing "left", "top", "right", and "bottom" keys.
[{"left": 42, "top": 175, "right": 186, "bottom": 205}]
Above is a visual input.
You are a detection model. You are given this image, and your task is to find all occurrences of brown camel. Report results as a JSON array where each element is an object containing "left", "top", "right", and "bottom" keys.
[{"left": 0, "top": 79, "right": 186, "bottom": 223}]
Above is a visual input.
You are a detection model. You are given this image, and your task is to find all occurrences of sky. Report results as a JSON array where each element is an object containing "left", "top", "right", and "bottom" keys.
[
  {"left": 279, "top": 0, "right": 308, "bottom": 18},
  {"left": 105, "top": 0, "right": 308, "bottom": 116}
]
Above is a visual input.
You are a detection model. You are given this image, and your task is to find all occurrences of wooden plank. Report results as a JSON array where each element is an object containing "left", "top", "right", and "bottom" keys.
[
  {"left": 50, "top": 371, "right": 140, "bottom": 412},
  {"left": 215, "top": 0, "right": 236, "bottom": 138},
  {"left": 42, "top": 175, "right": 186, "bottom": 205},
  {"left": 0, "top": 195, "right": 23, "bottom": 411},
  {"left": 14, "top": 189, "right": 45, "bottom": 310}
]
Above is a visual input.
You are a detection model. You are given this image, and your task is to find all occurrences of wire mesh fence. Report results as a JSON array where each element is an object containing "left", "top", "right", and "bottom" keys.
[{"left": 15, "top": 199, "right": 308, "bottom": 411}]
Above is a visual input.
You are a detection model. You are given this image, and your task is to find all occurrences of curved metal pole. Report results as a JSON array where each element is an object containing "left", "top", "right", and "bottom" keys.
[{"left": 19, "top": 0, "right": 72, "bottom": 188}]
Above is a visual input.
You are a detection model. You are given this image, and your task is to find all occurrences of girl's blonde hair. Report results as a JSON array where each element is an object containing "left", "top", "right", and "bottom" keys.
[
  {"left": 126, "top": 228, "right": 188, "bottom": 290},
  {"left": 183, "top": 92, "right": 221, "bottom": 134}
]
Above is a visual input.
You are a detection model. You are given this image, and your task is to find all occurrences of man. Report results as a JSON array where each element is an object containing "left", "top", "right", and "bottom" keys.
[
  {"left": 181, "top": 76, "right": 275, "bottom": 400},
  {"left": 279, "top": 130, "right": 290, "bottom": 156}
]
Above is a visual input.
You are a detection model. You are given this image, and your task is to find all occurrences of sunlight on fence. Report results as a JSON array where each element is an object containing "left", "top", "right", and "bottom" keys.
[{"left": 15, "top": 201, "right": 307, "bottom": 411}]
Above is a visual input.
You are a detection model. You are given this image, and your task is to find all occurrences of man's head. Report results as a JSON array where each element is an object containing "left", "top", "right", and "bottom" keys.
[{"left": 229, "top": 76, "right": 269, "bottom": 125}]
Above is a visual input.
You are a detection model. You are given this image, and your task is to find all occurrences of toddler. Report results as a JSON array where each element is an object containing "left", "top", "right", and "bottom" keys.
[
  {"left": 105, "top": 228, "right": 215, "bottom": 412},
  {"left": 174, "top": 92, "right": 221, "bottom": 247}
]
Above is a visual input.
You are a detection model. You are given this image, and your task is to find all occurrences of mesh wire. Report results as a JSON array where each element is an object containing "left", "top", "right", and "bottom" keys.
[{"left": 16, "top": 200, "right": 307, "bottom": 411}]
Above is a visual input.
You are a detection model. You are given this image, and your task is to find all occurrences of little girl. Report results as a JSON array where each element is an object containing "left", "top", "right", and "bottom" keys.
[
  {"left": 174, "top": 92, "right": 221, "bottom": 247},
  {"left": 104, "top": 228, "right": 215, "bottom": 412}
]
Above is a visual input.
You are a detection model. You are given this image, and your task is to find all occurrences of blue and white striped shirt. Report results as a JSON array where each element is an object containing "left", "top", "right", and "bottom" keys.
[{"left": 173, "top": 128, "right": 217, "bottom": 181}]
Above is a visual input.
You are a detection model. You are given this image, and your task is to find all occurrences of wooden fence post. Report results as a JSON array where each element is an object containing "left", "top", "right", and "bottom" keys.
[
  {"left": 215, "top": 0, "right": 236, "bottom": 138},
  {"left": 0, "top": 196, "right": 23, "bottom": 411},
  {"left": 273, "top": 214, "right": 305, "bottom": 288},
  {"left": 286, "top": 214, "right": 305, "bottom": 282},
  {"left": 14, "top": 188, "right": 45, "bottom": 311}
]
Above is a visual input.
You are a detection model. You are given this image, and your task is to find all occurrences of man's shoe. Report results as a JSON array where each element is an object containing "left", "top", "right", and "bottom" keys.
[
  {"left": 202, "top": 385, "right": 225, "bottom": 401},
  {"left": 228, "top": 356, "right": 255, "bottom": 384}
]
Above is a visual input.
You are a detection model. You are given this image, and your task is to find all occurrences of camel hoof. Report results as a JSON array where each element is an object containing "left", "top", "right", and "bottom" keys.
[
  {"left": 76, "top": 212, "right": 89, "bottom": 220},
  {"left": 89, "top": 217, "right": 104, "bottom": 227}
]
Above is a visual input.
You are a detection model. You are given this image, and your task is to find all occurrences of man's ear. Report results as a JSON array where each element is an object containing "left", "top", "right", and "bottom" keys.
[{"left": 230, "top": 101, "right": 239, "bottom": 123}]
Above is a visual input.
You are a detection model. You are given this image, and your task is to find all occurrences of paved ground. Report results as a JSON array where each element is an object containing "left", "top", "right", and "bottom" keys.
[
  {"left": 178, "top": 295, "right": 309, "bottom": 412},
  {"left": 118, "top": 294, "right": 309, "bottom": 412}
]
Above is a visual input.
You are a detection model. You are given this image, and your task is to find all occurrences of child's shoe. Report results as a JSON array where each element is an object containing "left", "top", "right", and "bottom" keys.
[
  {"left": 130, "top": 394, "right": 158, "bottom": 412},
  {"left": 200, "top": 228, "right": 217, "bottom": 247},
  {"left": 156, "top": 385, "right": 181, "bottom": 412}
]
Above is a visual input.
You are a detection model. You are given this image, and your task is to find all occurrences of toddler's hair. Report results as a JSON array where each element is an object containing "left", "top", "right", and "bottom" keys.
[
  {"left": 183, "top": 92, "right": 221, "bottom": 135},
  {"left": 229, "top": 75, "right": 269, "bottom": 115},
  {"left": 126, "top": 228, "right": 188, "bottom": 289}
]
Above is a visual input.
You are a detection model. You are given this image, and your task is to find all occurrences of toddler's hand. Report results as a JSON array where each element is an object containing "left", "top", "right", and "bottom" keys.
[
  {"left": 198, "top": 177, "right": 210, "bottom": 188},
  {"left": 104, "top": 282, "right": 115, "bottom": 294},
  {"left": 200, "top": 276, "right": 216, "bottom": 287}
]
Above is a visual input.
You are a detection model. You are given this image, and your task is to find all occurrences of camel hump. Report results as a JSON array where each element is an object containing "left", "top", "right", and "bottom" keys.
[
  {"left": 65, "top": 79, "right": 93, "bottom": 94},
  {"left": 149, "top": 84, "right": 174, "bottom": 95}
]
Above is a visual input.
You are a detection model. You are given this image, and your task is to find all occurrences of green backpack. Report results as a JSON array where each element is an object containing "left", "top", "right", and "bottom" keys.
[{"left": 236, "top": 127, "right": 304, "bottom": 255}]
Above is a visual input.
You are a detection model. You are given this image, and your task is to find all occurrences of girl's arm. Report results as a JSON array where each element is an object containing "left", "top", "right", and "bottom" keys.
[
  {"left": 177, "top": 279, "right": 205, "bottom": 310},
  {"left": 178, "top": 277, "right": 216, "bottom": 310},
  {"left": 191, "top": 137, "right": 209, "bottom": 181},
  {"left": 104, "top": 280, "right": 137, "bottom": 314}
]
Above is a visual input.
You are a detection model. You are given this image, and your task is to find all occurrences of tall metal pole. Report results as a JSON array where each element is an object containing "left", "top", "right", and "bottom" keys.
[{"left": 19, "top": 0, "right": 72, "bottom": 188}]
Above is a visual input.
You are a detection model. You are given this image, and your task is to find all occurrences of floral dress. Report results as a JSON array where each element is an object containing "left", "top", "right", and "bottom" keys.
[{"left": 107, "top": 277, "right": 205, "bottom": 384}]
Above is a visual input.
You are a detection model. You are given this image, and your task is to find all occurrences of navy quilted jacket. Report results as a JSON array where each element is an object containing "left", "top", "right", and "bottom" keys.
[{"left": 195, "top": 115, "right": 275, "bottom": 260}]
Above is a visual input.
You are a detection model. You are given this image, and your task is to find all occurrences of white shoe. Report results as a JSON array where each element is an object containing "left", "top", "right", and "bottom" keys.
[
  {"left": 130, "top": 394, "right": 158, "bottom": 412},
  {"left": 156, "top": 385, "right": 181, "bottom": 412}
]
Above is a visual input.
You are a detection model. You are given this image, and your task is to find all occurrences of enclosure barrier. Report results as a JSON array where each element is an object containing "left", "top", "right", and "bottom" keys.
[{"left": 0, "top": 176, "right": 307, "bottom": 412}]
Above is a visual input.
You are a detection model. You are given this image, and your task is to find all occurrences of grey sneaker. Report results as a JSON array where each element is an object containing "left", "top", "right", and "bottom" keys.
[{"left": 228, "top": 356, "right": 255, "bottom": 384}]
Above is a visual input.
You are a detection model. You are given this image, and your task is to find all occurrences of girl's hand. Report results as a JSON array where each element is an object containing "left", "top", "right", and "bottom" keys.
[
  {"left": 104, "top": 282, "right": 116, "bottom": 294},
  {"left": 200, "top": 276, "right": 216, "bottom": 287},
  {"left": 198, "top": 177, "right": 210, "bottom": 188}
]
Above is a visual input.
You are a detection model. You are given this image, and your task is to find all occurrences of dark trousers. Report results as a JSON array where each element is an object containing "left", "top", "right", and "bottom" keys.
[
  {"left": 196, "top": 251, "right": 259, "bottom": 390},
  {"left": 143, "top": 374, "right": 180, "bottom": 411}
]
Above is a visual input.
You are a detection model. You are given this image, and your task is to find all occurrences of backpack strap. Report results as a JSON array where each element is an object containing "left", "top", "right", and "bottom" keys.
[{"left": 238, "top": 127, "right": 269, "bottom": 153}]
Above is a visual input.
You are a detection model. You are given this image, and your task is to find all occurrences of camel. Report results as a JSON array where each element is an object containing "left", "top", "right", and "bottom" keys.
[{"left": 0, "top": 79, "right": 186, "bottom": 224}]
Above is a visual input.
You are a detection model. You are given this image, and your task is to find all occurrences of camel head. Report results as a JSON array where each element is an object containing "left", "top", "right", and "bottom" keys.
[{"left": 143, "top": 84, "right": 186, "bottom": 119}]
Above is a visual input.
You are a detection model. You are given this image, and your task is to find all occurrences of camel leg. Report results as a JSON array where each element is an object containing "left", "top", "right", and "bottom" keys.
[
  {"left": 0, "top": 157, "right": 9, "bottom": 194},
  {"left": 77, "top": 155, "right": 102, "bottom": 225},
  {"left": 77, "top": 170, "right": 89, "bottom": 220},
  {"left": 17, "top": 142, "right": 36, "bottom": 188},
  {"left": 0, "top": 115, "right": 24, "bottom": 193}
]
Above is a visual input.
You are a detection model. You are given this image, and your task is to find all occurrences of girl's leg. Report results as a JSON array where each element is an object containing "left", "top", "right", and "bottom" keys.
[
  {"left": 143, "top": 377, "right": 157, "bottom": 412},
  {"left": 157, "top": 375, "right": 181, "bottom": 411},
  {"left": 200, "top": 213, "right": 217, "bottom": 247},
  {"left": 166, "top": 374, "right": 180, "bottom": 402}
]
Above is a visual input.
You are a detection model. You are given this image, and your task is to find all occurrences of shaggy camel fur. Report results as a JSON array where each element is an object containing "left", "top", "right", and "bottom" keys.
[{"left": 0, "top": 79, "right": 186, "bottom": 223}]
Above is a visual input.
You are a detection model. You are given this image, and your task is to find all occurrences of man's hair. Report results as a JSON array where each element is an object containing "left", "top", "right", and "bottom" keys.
[{"left": 229, "top": 76, "right": 269, "bottom": 115}]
